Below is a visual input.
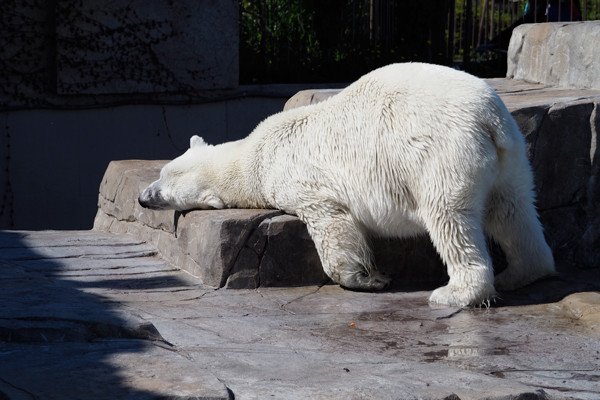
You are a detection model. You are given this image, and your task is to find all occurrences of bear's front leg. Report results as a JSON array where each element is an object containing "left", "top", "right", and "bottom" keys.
[{"left": 297, "top": 204, "right": 390, "bottom": 291}]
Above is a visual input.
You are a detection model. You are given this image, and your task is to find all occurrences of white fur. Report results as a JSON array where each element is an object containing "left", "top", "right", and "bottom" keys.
[{"left": 139, "top": 63, "right": 555, "bottom": 306}]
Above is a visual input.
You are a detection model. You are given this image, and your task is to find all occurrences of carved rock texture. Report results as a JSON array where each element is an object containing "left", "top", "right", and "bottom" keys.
[
  {"left": 55, "top": 0, "right": 238, "bottom": 94},
  {"left": 0, "top": 0, "right": 238, "bottom": 105}
]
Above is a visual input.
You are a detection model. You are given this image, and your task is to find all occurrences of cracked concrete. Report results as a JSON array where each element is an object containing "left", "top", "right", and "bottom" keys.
[{"left": 1, "top": 230, "right": 599, "bottom": 399}]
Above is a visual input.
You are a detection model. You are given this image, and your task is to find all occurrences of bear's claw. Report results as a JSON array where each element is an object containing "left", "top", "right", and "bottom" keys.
[
  {"left": 341, "top": 270, "right": 391, "bottom": 291},
  {"left": 429, "top": 283, "right": 496, "bottom": 307}
]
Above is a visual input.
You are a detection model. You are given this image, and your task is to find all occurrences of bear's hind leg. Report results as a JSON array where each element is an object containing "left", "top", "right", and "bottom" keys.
[
  {"left": 484, "top": 187, "right": 555, "bottom": 291},
  {"left": 299, "top": 205, "right": 390, "bottom": 291},
  {"left": 427, "top": 210, "right": 496, "bottom": 307}
]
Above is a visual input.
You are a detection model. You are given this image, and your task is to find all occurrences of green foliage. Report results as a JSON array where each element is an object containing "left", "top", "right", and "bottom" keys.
[
  {"left": 586, "top": 0, "right": 600, "bottom": 19},
  {"left": 240, "top": 0, "right": 318, "bottom": 82},
  {"left": 241, "top": 0, "right": 600, "bottom": 83},
  {"left": 240, "top": 0, "right": 451, "bottom": 83}
]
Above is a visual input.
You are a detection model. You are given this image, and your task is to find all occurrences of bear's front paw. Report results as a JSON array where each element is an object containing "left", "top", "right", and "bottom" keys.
[
  {"left": 429, "top": 284, "right": 495, "bottom": 307},
  {"left": 363, "top": 271, "right": 391, "bottom": 291},
  {"left": 340, "top": 270, "right": 391, "bottom": 291}
]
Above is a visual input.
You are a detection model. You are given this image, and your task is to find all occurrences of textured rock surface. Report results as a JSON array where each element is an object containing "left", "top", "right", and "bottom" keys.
[
  {"left": 1, "top": 230, "right": 599, "bottom": 399},
  {"left": 1, "top": 1, "right": 238, "bottom": 106},
  {"left": 506, "top": 21, "right": 600, "bottom": 89}
]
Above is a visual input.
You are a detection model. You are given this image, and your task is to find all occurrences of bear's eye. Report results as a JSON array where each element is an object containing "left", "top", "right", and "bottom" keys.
[
  {"left": 169, "top": 170, "right": 185, "bottom": 179},
  {"left": 161, "top": 168, "right": 184, "bottom": 181}
]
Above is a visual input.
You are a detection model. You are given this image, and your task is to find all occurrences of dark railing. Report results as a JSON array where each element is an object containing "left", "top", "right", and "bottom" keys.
[
  {"left": 453, "top": 0, "right": 599, "bottom": 72},
  {"left": 239, "top": 0, "right": 599, "bottom": 83}
]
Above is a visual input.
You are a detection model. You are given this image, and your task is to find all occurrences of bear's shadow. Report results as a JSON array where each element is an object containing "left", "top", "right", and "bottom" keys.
[{"left": 372, "top": 236, "right": 599, "bottom": 307}]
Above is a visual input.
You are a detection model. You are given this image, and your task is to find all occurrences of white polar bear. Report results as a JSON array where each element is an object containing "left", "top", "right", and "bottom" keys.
[{"left": 139, "top": 63, "right": 555, "bottom": 307}]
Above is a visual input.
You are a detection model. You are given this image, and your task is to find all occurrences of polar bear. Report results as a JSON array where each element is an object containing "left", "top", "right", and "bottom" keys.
[{"left": 139, "top": 63, "right": 555, "bottom": 307}]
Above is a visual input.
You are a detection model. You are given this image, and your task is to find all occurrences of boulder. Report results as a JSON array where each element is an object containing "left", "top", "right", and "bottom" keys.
[{"left": 507, "top": 21, "right": 600, "bottom": 89}]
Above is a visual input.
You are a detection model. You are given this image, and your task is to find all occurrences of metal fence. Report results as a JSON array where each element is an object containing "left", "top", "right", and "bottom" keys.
[
  {"left": 452, "top": 0, "right": 600, "bottom": 70},
  {"left": 239, "top": 0, "right": 600, "bottom": 83}
]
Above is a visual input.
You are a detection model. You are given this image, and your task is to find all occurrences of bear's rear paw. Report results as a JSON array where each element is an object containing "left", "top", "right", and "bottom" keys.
[
  {"left": 429, "top": 283, "right": 496, "bottom": 307},
  {"left": 340, "top": 270, "right": 391, "bottom": 291}
]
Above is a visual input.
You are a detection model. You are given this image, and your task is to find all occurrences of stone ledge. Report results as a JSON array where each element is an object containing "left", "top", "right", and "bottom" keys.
[
  {"left": 284, "top": 78, "right": 600, "bottom": 111},
  {"left": 94, "top": 160, "right": 447, "bottom": 289}
]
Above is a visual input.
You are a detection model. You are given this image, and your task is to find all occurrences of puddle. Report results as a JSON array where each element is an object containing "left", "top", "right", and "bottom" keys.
[
  {"left": 423, "top": 349, "right": 449, "bottom": 362},
  {"left": 448, "top": 346, "right": 510, "bottom": 357},
  {"left": 423, "top": 346, "right": 510, "bottom": 362}
]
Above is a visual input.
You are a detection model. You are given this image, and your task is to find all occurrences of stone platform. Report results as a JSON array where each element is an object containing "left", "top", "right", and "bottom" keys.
[
  {"left": 94, "top": 159, "right": 448, "bottom": 289},
  {"left": 94, "top": 77, "right": 600, "bottom": 289},
  {"left": 1, "top": 230, "right": 600, "bottom": 399}
]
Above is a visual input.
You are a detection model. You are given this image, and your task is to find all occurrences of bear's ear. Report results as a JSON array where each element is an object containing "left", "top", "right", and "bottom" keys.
[{"left": 190, "top": 135, "right": 208, "bottom": 149}]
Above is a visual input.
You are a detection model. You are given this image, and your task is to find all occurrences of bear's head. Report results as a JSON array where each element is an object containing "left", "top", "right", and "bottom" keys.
[{"left": 138, "top": 135, "right": 225, "bottom": 211}]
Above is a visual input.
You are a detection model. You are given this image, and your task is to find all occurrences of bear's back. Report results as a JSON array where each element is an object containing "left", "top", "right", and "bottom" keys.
[{"left": 251, "top": 63, "right": 518, "bottom": 224}]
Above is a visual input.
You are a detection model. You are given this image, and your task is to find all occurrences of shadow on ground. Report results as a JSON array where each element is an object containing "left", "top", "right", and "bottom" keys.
[{"left": 0, "top": 230, "right": 206, "bottom": 399}]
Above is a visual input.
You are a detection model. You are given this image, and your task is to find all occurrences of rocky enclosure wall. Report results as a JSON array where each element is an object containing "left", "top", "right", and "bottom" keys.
[
  {"left": 94, "top": 78, "right": 600, "bottom": 288},
  {"left": 1, "top": 0, "right": 238, "bottom": 107}
]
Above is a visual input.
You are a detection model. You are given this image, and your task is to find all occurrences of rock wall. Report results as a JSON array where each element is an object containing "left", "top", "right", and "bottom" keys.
[
  {"left": 94, "top": 77, "right": 600, "bottom": 288},
  {"left": 511, "top": 99, "right": 600, "bottom": 267},
  {"left": 507, "top": 21, "right": 600, "bottom": 89},
  {"left": 1, "top": 0, "right": 239, "bottom": 107}
]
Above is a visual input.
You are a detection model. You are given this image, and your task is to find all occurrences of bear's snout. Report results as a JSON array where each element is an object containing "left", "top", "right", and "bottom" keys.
[
  {"left": 138, "top": 192, "right": 153, "bottom": 209},
  {"left": 138, "top": 185, "right": 168, "bottom": 210}
]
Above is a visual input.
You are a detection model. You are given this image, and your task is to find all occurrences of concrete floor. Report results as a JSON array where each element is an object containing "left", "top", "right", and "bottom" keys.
[{"left": 1, "top": 230, "right": 599, "bottom": 399}]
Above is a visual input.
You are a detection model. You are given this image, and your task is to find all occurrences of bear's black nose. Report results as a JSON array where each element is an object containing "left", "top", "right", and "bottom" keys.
[
  {"left": 138, "top": 194, "right": 150, "bottom": 209},
  {"left": 138, "top": 188, "right": 167, "bottom": 210}
]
